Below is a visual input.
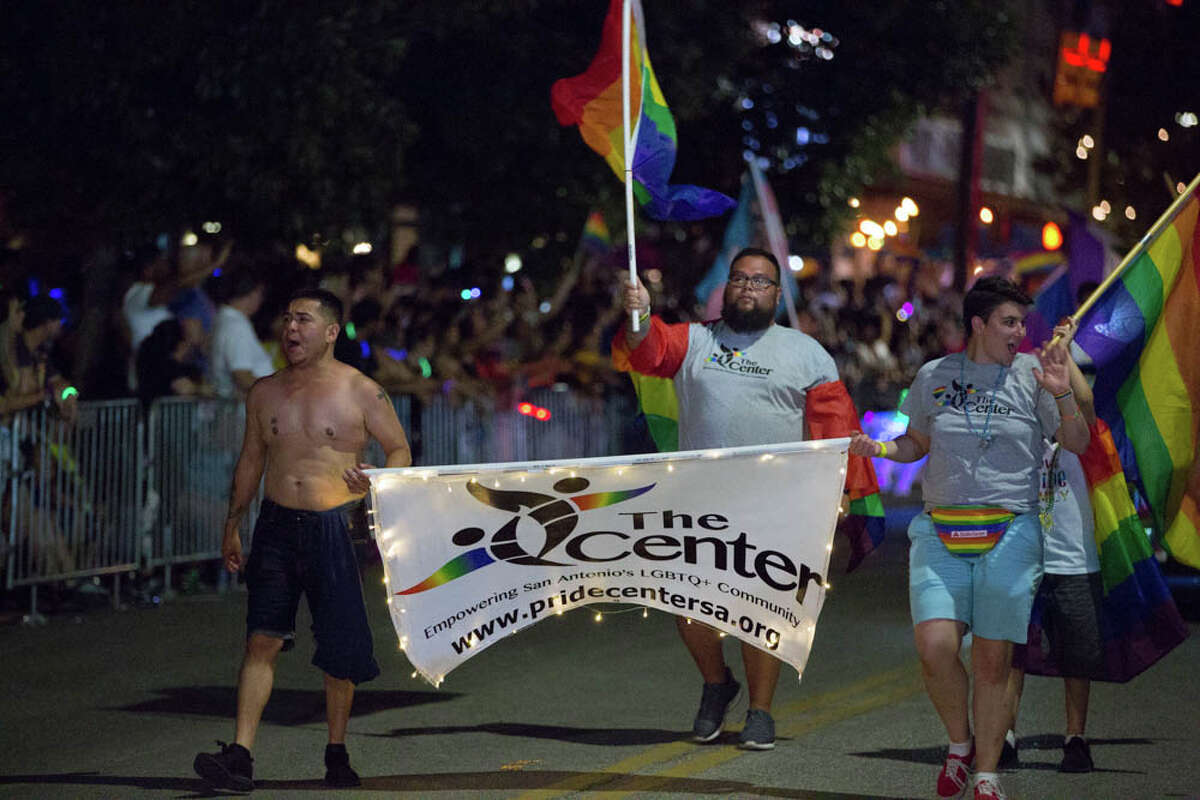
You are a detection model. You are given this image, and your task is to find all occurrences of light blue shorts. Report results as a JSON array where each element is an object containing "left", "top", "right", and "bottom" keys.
[{"left": 908, "top": 511, "right": 1043, "bottom": 644}]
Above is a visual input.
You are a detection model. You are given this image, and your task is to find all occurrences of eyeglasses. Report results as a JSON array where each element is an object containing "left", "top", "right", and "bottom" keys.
[{"left": 728, "top": 273, "right": 779, "bottom": 290}]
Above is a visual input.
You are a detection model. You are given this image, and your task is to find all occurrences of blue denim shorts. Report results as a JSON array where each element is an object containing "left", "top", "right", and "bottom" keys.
[
  {"left": 908, "top": 511, "right": 1043, "bottom": 644},
  {"left": 245, "top": 498, "right": 380, "bottom": 684}
]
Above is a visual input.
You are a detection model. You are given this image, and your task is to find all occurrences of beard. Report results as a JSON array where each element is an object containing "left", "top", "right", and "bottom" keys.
[{"left": 722, "top": 299, "right": 775, "bottom": 333}]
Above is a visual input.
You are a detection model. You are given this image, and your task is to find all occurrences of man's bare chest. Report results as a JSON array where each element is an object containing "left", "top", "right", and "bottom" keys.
[{"left": 260, "top": 386, "right": 364, "bottom": 448}]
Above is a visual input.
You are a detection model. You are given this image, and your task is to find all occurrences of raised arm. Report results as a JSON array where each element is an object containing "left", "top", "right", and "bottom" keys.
[
  {"left": 1054, "top": 320, "right": 1096, "bottom": 426},
  {"left": 611, "top": 270, "right": 690, "bottom": 378},
  {"left": 1034, "top": 335, "right": 1090, "bottom": 454},
  {"left": 619, "top": 270, "right": 652, "bottom": 350}
]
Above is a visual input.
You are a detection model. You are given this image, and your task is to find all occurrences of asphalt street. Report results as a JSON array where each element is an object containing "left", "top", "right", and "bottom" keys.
[{"left": 2, "top": 507, "right": 1198, "bottom": 799}]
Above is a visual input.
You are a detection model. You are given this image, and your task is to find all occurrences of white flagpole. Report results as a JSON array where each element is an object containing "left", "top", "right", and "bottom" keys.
[{"left": 622, "top": 0, "right": 640, "bottom": 332}]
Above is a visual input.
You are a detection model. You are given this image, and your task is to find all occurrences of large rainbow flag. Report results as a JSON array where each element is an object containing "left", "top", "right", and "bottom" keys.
[
  {"left": 611, "top": 327, "right": 884, "bottom": 571},
  {"left": 1022, "top": 421, "right": 1188, "bottom": 681},
  {"left": 550, "top": 0, "right": 734, "bottom": 222},
  {"left": 1074, "top": 187, "right": 1200, "bottom": 568}
]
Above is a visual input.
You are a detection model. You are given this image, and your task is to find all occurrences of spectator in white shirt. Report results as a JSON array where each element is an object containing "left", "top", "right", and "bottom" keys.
[
  {"left": 210, "top": 268, "right": 274, "bottom": 398},
  {"left": 122, "top": 241, "right": 228, "bottom": 391}
]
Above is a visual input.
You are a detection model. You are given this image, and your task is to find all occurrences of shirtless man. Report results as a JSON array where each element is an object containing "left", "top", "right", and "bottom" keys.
[{"left": 193, "top": 289, "right": 410, "bottom": 792}]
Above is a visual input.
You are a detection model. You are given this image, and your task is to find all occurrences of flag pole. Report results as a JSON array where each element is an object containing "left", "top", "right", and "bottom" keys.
[
  {"left": 748, "top": 160, "right": 801, "bottom": 329},
  {"left": 1066, "top": 172, "right": 1200, "bottom": 329},
  {"left": 622, "top": 0, "right": 640, "bottom": 332}
]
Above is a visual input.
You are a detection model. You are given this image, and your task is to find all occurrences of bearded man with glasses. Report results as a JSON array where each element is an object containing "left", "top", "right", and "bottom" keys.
[{"left": 614, "top": 246, "right": 875, "bottom": 750}]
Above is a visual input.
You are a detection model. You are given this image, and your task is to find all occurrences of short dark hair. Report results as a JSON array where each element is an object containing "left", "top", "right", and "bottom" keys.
[
  {"left": 289, "top": 288, "right": 343, "bottom": 325},
  {"left": 23, "top": 295, "right": 64, "bottom": 330},
  {"left": 962, "top": 276, "right": 1031, "bottom": 335},
  {"left": 730, "top": 247, "right": 780, "bottom": 284},
  {"left": 216, "top": 257, "right": 264, "bottom": 303}
]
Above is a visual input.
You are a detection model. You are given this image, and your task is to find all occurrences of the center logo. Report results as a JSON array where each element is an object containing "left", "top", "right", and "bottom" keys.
[
  {"left": 396, "top": 477, "right": 655, "bottom": 594},
  {"left": 704, "top": 344, "right": 772, "bottom": 377}
]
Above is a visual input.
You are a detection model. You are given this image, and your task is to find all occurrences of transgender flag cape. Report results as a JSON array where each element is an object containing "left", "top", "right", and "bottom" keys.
[{"left": 1022, "top": 420, "right": 1188, "bottom": 681}]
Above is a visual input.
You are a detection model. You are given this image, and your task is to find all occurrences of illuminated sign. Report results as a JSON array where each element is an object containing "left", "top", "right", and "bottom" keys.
[{"left": 1053, "top": 32, "right": 1111, "bottom": 108}]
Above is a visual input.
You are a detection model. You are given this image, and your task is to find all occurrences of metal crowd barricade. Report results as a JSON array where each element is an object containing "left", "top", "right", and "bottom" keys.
[
  {"left": 143, "top": 396, "right": 260, "bottom": 590},
  {"left": 412, "top": 389, "right": 629, "bottom": 465},
  {"left": 4, "top": 400, "right": 141, "bottom": 616},
  {"left": 3, "top": 388, "right": 637, "bottom": 616}
]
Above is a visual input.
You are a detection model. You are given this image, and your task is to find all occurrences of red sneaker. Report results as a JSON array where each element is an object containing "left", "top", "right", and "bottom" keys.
[
  {"left": 936, "top": 745, "right": 975, "bottom": 798},
  {"left": 973, "top": 774, "right": 1008, "bottom": 800}
]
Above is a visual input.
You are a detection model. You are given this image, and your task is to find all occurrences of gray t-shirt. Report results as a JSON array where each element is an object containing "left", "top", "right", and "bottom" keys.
[
  {"left": 675, "top": 322, "right": 839, "bottom": 450},
  {"left": 901, "top": 351, "right": 1060, "bottom": 513}
]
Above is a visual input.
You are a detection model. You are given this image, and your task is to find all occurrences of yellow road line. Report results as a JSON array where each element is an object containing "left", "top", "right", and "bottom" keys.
[
  {"left": 600, "top": 671, "right": 925, "bottom": 798},
  {"left": 512, "top": 661, "right": 923, "bottom": 800},
  {"left": 511, "top": 742, "right": 694, "bottom": 798}
]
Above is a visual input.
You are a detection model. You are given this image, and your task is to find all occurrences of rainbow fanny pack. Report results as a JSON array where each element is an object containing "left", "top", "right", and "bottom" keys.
[{"left": 930, "top": 505, "right": 1016, "bottom": 557}]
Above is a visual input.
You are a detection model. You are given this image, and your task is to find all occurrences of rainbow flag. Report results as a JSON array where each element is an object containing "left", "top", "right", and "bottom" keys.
[
  {"left": 551, "top": 0, "right": 735, "bottom": 221},
  {"left": 1012, "top": 250, "right": 1066, "bottom": 277},
  {"left": 611, "top": 334, "right": 678, "bottom": 452},
  {"left": 1022, "top": 421, "right": 1188, "bottom": 681},
  {"left": 579, "top": 211, "right": 612, "bottom": 256},
  {"left": 612, "top": 329, "right": 884, "bottom": 570},
  {"left": 1074, "top": 188, "right": 1200, "bottom": 568}
]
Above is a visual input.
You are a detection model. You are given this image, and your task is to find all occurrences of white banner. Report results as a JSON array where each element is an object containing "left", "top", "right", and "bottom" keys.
[{"left": 367, "top": 439, "right": 849, "bottom": 685}]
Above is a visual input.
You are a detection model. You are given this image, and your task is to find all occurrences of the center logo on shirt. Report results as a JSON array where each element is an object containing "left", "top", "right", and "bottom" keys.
[
  {"left": 931, "top": 379, "right": 1014, "bottom": 416},
  {"left": 1039, "top": 454, "right": 1070, "bottom": 506},
  {"left": 704, "top": 344, "right": 773, "bottom": 377}
]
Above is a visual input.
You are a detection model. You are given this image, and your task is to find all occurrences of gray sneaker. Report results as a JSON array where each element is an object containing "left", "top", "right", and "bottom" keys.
[
  {"left": 737, "top": 709, "right": 776, "bottom": 750},
  {"left": 691, "top": 668, "right": 741, "bottom": 742}
]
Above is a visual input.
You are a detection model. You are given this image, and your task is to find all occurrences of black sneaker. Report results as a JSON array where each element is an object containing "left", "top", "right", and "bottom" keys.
[
  {"left": 324, "top": 744, "right": 361, "bottom": 787},
  {"left": 1059, "top": 736, "right": 1094, "bottom": 773},
  {"left": 692, "top": 668, "right": 741, "bottom": 742},
  {"left": 193, "top": 741, "right": 253, "bottom": 792},
  {"left": 737, "top": 708, "right": 776, "bottom": 750},
  {"left": 999, "top": 738, "right": 1019, "bottom": 769}
]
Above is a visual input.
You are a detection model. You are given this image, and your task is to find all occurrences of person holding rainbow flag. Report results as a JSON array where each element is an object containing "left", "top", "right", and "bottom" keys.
[
  {"left": 614, "top": 246, "right": 880, "bottom": 751},
  {"left": 850, "top": 276, "right": 1090, "bottom": 800}
]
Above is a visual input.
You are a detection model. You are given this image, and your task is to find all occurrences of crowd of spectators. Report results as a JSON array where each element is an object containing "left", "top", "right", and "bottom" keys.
[
  {"left": 1, "top": 237, "right": 972, "bottom": 432},
  {"left": 1, "top": 234, "right": 976, "bottom": 615}
]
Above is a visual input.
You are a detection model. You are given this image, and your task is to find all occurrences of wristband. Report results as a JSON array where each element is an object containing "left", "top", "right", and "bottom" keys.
[
  {"left": 1052, "top": 389, "right": 1073, "bottom": 400},
  {"left": 60, "top": 386, "right": 79, "bottom": 401},
  {"left": 876, "top": 440, "right": 887, "bottom": 458}
]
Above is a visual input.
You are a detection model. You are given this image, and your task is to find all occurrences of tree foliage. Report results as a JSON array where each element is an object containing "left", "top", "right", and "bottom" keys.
[
  {"left": 2, "top": 1, "right": 410, "bottom": 251},
  {"left": 3, "top": 0, "right": 1018, "bottom": 278}
]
